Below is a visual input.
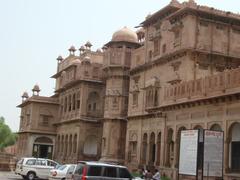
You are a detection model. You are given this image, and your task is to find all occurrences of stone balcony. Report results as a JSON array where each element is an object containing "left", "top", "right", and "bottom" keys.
[{"left": 163, "top": 68, "right": 240, "bottom": 106}]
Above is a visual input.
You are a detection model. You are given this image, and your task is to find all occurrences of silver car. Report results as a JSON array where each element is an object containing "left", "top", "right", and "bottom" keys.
[{"left": 72, "top": 161, "right": 133, "bottom": 180}]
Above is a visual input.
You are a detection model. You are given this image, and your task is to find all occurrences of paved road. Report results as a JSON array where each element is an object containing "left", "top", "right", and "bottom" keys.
[{"left": 0, "top": 171, "right": 22, "bottom": 180}]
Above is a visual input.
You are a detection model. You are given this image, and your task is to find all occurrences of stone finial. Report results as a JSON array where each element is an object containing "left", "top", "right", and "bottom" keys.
[
  {"left": 32, "top": 84, "right": 40, "bottom": 96},
  {"left": 21, "top": 91, "right": 29, "bottom": 102},
  {"left": 85, "top": 41, "right": 92, "bottom": 50},
  {"left": 56, "top": 55, "right": 63, "bottom": 62},
  {"left": 68, "top": 45, "right": 76, "bottom": 55}
]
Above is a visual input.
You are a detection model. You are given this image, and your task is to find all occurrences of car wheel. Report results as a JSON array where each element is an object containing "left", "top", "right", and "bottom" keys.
[{"left": 26, "top": 172, "right": 36, "bottom": 180}]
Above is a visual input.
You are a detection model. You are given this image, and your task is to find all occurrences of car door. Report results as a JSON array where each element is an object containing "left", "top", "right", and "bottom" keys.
[
  {"left": 102, "top": 166, "right": 120, "bottom": 180},
  {"left": 118, "top": 167, "right": 132, "bottom": 180},
  {"left": 35, "top": 159, "right": 49, "bottom": 178}
]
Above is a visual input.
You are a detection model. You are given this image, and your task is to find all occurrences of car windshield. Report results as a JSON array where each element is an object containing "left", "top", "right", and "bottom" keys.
[{"left": 58, "top": 165, "right": 67, "bottom": 170}]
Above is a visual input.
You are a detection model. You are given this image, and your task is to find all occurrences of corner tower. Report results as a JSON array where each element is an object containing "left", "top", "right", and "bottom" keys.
[{"left": 100, "top": 27, "right": 140, "bottom": 164}]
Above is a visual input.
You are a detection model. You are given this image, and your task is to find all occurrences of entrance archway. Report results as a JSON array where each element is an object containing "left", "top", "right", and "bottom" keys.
[{"left": 32, "top": 137, "right": 53, "bottom": 159}]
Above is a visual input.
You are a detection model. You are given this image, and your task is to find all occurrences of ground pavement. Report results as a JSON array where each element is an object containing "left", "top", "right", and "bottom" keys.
[{"left": 0, "top": 171, "right": 22, "bottom": 180}]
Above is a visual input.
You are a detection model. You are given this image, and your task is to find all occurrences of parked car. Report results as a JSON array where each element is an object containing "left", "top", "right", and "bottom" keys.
[
  {"left": 72, "top": 161, "right": 133, "bottom": 180},
  {"left": 15, "top": 157, "right": 59, "bottom": 180},
  {"left": 49, "top": 164, "right": 76, "bottom": 180}
]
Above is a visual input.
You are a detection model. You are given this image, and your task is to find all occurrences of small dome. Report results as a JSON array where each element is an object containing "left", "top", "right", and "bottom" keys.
[
  {"left": 32, "top": 84, "right": 40, "bottom": 92},
  {"left": 79, "top": 46, "right": 85, "bottom": 51},
  {"left": 111, "top": 27, "right": 138, "bottom": 43},
  {"left": 68, "top": 45, "right": 76, "bottom": 52},
  {"left": 85, "top": 41, "right": 92, "bottom": 48},
  {"left": 21, "top": 91, "right": 29, "bottom": 98},
  {"left": 56, "top": 55, "right": 63, "bottom": 61}
]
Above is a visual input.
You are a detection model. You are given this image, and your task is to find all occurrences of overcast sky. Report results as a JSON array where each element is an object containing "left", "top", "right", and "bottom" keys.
[{"left": 0, "top": 0, "right": 239, "bottom": 132}]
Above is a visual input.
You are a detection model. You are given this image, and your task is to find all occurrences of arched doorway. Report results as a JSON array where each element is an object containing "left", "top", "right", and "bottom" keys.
[
  {"left": 32, "top": 136, "right": 53, "bottom": 159},
  {"left": 229, "top": 122, "right": 240, "bottom": 171}
]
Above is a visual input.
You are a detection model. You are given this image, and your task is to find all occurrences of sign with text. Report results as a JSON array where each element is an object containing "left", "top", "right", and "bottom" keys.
[
  {"left": 203, "top": 130, "right": 224, "bottom": 177},
  {"left": 179, "top": 130, "right": 199, "bottom": 176}
]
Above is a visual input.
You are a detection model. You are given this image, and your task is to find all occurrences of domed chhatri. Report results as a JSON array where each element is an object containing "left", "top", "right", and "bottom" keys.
[
  {"left": 111, "top": 26, "right": 138, "bottom": 43},
  {"left": 56, "top": 55, "right": 63, "bottom": 62},
  {"left": 21, "top": 91, "right": 29, "bottom": 101},
  {"left": 32, "top": 84, "right": 40, "bottom": 95}
]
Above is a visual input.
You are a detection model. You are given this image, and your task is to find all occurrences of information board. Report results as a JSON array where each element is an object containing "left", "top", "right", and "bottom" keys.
[
  {"left": 203, "top": 130, "right": 223, "bottom": 177},
  {"left": 179, "top": 130, "right": 199, "bottom": 176}
]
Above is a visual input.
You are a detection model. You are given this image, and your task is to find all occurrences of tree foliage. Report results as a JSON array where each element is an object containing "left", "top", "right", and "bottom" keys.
[{"left": 0, "top": 116, "right": 17, "bottom": 150}]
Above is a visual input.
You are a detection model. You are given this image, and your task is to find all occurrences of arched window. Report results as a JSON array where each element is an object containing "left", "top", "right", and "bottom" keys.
[
  {"left": 83, "top": 135, "right": 98, "bottom": 155},
  {"left": 156, "top": 132, "right": 161, "bottom": 166},
  {"left": 73, "top": 134, "right": 77, "bottom": 153},
  {"left": 141, "top": 133, "right": 148, "bottom": 164},
  {"left": 69, "top": 134, "right": 72, "bottom": 155},
  {"left": 149, "top": 132, "right": 156, "bottom": 165},
  {"left": 166, "top": 128, "right": 174, "bottom": 167},
  {"left": 210, "top": 124, "right": 222, "bottom": 131},
  {"left": 87, "top": 92, "right": 100, "bottom": 117}
]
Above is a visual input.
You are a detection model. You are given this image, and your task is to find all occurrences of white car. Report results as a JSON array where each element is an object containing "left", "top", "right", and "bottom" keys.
[
  {"left": 49, "top": 164, "right": 76, "bottom": 180},
  {"left": 15, "top": 157, "right": 59, "bottom": 180}
]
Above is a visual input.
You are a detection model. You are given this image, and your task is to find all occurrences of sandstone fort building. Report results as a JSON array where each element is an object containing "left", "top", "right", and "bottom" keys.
[{"left": 16, "top": 0, "right": 240, "bottom": 179}]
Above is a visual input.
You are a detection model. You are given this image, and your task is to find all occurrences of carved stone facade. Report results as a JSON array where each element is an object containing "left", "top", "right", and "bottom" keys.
[{"left": 17, "top": 0, "right": 240, "bottom": 179}]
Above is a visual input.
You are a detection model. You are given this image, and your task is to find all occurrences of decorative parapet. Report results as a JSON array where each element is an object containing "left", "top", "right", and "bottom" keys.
[{"left": 164, "top": 68, "right": 240, "bottom": 105}]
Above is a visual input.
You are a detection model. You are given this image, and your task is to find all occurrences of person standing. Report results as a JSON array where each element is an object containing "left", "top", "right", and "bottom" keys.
[{"left": 152, "top": 169, "right": 161, "bottom": 180}]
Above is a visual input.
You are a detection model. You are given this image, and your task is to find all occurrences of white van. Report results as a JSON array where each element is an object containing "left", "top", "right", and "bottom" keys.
[{"left": 15, "top": 157, "right": 59, "bottom": 180}]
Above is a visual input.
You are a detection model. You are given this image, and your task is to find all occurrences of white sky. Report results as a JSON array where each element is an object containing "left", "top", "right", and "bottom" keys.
[{"left": 0, "top": 0, "right": 239, "bottom": 132}]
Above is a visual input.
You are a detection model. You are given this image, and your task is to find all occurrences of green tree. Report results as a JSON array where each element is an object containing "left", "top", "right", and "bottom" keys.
[{"left": 0, "top": 116, "right": 17, "bottom": 150}]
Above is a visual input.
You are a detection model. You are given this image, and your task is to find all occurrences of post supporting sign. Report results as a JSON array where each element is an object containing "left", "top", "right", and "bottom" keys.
[
  {"left": 179, "top": 130, "right": 199, "bottom": 178},
  {"left": 203, "top": 130, "right": 224, "bottom": 178}
]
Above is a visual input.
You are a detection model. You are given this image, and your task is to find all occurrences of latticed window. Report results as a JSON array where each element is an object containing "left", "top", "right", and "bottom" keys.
[{"left": 146, "top": 87, "right": 159, "bottom": 108}]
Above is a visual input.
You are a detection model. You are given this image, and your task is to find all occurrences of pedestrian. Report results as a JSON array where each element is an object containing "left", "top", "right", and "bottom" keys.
[
  {"left": 152, "top": 169, "right": 161, "bottom": 180},
  {"left": 145, "top": 169, "right": 153, "bottom": 180},
  {"left": 140, "top": 168, "right": 147, "bottom": 179}
]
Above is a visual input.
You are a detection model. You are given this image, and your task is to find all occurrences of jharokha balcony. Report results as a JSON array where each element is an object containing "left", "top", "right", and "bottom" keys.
[{"left": 161, "top": 67, "right": 240, "bottom": 108}]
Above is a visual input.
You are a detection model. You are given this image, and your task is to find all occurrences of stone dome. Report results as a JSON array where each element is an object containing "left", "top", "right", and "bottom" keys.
[
  {"left": 22, "top": 91, "right": 29, "bottom": 98},
  {"left": 111, "top": 27, "right": 138, "bottom": 43},
  {"left": 32, "top": 84, "right": 40, "bottom": 92}
]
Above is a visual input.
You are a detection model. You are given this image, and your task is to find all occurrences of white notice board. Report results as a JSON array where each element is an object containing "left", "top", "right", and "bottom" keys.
[
  {"left": 179, "top": 130, "right": 199, "bottom": 176},
  {"left": 203, "top": 130, "right": 223, "bottom": 177}
]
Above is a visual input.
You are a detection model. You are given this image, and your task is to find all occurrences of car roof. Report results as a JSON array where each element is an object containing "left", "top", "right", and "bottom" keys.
[
  {"left": 22, "top": 157, "right": 56, "bottom": 161},
  {"left": 77, "top": 161, "right": 126, "bottom": 168}
]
